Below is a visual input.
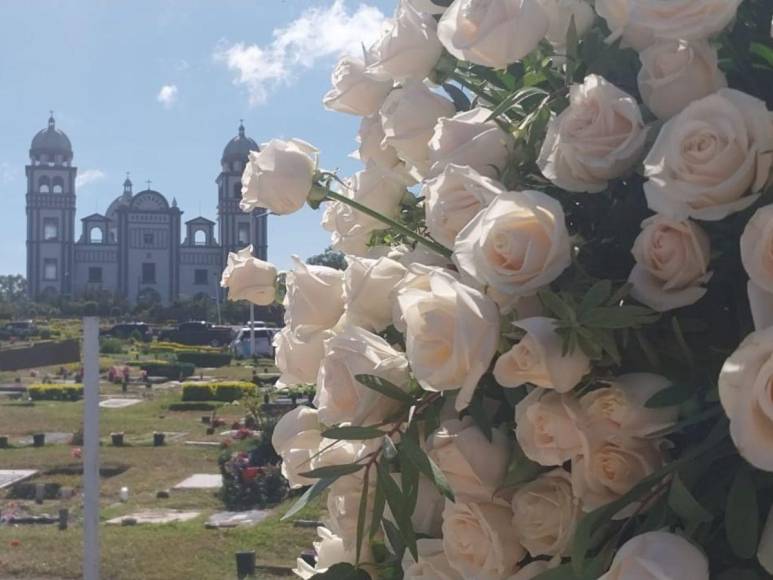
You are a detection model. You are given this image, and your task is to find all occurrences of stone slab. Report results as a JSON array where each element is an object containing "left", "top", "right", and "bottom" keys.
[
  {"left": 173, "top": 473, "right": 222, "bottom": 489},
  {"left": 184, "top": 441, "right": 222, "bottom": 447},
  {"left": 18, "top": 432, "right": 71, "bottom": 445},
  {"left": 204, "top": 509, "right": 270, "bottom": 528},
  {"left": 106, "top": 509, "right": 200, "bottom": 526},
  {"left": 99, "top": 398, "right": 142, "bottom": 409},
  {"left": 0, "top": 469, "right": 37, "bottom": 489}
]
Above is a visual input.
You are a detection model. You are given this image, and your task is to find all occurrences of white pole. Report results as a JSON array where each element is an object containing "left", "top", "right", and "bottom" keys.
[
  {"left": 82, "top": 317, "right": 100, "bottom": 580},
  {"left": 250, "top": 303, "right": 256, "bottom": 358}
]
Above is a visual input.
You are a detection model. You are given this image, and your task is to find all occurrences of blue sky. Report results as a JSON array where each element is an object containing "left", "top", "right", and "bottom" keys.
[{"left": 0, "top": 0, "right": 394, "bottom": 275}]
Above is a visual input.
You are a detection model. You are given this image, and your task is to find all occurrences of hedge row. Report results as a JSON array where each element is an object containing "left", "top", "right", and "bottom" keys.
[
  {"left": 150, "top": 341, "right": 224, "bottom": 354},
  {"left": 182, "top": 381, "right": 256, "bottom": 402},
  {"left": 129, "top": 361, "right": 195, "bottom": 380},
  {"left": 28, "top": 383, "right": 83, "bottom": 401},
  {"left": 176, "top": 351, "right": 232, "bottom": 368}
]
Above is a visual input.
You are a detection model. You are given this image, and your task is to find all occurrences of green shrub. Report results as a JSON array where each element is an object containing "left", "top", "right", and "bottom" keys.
[
  {"left": 28, "top": 383, "right": 83, "bottom": 401},
  {"left": 151, "top": 341, "right": 223, "bottom": 354},
  {"left": 100, "top": 338, "right": 124, "bottom": 354},
  {"left": 176, "top": 351, "right": 232, "bottom": 368},
  {"left": 182, "top": 381, "right": 256, "bottom": 402},
  {"left": 139, "top": 361, "right": 195, "bottom": 380}
]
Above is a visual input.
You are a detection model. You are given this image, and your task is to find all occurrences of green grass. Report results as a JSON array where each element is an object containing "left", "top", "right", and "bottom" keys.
[{"left": 0, "top": 355, "right": 317, "bottom": 580}]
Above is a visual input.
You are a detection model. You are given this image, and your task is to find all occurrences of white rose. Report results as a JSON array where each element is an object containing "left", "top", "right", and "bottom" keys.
[
  {"left": 396, "top": 267, "right": 500, "bottom": 411},
  {"left": 405, "top": 0, "right": 448, "bottom": 15},
  {"left": 427, "top": 417, "right": 511, "bottom": 502},
  {"left": 367, "top": 2, "right": 442, "bottom": 82},
  {"left": 294, "top": 526, "right": 355, "bottom": 580},
  {"left": 343, "top": 256, "right": 407, "bottom": 332},
  {"left": 323, "top": 54, "right": 393, "bottom": 117},
  {"left": 274, "top": 325, "right": 332, "bottom": 388},
  {"left": 538, "top": 74, "right": 647, "bottom": 193},
  {"left": 515, "top": 388, "right": 583, "bottom": 466},
  {"left": 741, "top": 205, "right": 773, "bottom": 330},
  {"left": 380, "top": 81, "right": 456, "bottom": 176},
  {"left": 454, "top": 190, "right": 572, "bottom": 297},
  {"left": 326, "top": 471, "right": 377, "bottom": 551},
  {"left": 355, "top": 114, "right": 400, "bottom": 171},
  {"left": 442, "top": 500, "right": 526, "bottom": 580},
  {"left": 742, "top": 204, "right": 773, "bottom": 295},
  {"left": 428, "top": 107, "right": 514, "bottom": 178},
  {"left": 718, "top": 326, "right": 773, "bottom": 471},
  {"left": 539, "top": 0, "right": 595, "bottom": 50},
  {"left": 402, "top": 539, "right": 463, "bottom": 580},
  {"left": 571, "top": 438, "right": 666, "bottom": 516},
  {"left": 510, "top": 468, "right": 579, "bottom": 557},
  {"left": 423, "top": 164, "right": 504, "bottom": 248},
  {"left": 437, "top": 0, "right": 549, "bottom": 69},
  {"left": 284, "top": 256, "right": 345, "bottom": 331},
  {"left": 219, "top": 245, "right": 277, "bottom": 306},
  {"left": 507, "top": 561, "right": 552, "bottom": 580},
  {"left": 494, "top": 317, "right": 590, "bottom": 392},
  {"left": 315, "top": 325, "right": 410, "bottom": 426},
  {"left": 271, "top": 406, "right": 322, "bottom": 489},
  {"left": 579, "top": 373, "right": 679, "bottom": 441},
  {"left": 596, "top": 0, "right": 743, "bottom": 51},
  {"left": 628, "top": 215, "right": 712, "bottom": 312},
  {"left": 637, "top": 40, "right": 726, "bottom": 120},
  {"left": 599, "top": 531, "right": 709, "bottom": 580},
  {"left": 392, "top": 263, "right": 457, "bottom": 332},
  {"left": 240, "top": 139, "right": 318, "bottom": 215},
  {"left": 322, "top": 164, "right": 408, "bottom": 256},
  {"left": 643, "top": 88, "right": 773, "bottom": 221}
]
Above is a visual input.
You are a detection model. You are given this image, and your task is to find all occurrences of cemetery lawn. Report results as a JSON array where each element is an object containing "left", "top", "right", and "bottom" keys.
[{"left": 0, "top": 380, "right": 319, "bottom": 579}]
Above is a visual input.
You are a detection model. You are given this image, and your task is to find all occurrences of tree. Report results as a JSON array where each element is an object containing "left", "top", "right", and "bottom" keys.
[{"left": 306, "top": 247, "right": 347, "bottom": 270}]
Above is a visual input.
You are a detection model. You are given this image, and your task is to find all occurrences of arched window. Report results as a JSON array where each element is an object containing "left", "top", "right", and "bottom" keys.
[
  {"left": 89, "top": 226, "right": 103, "bottom": 244},
  {"left": 232, "top": 161, "right": 241, "bottom": 173},
  {"left": 52, "top": 177, "right": 64, "bottom": 194},
  {"left": 194, "top": 229, "right": 207, "bottom": 246},
  {"left": 233, "top": 182, "right": 241, "bottom": 198},
  {"left": 38, "top": 176, "right": 50, "bottom": 193}
]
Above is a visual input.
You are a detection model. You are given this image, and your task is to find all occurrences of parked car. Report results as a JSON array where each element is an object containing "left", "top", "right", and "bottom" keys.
[
  {"left": 4, "top": 320, "right": 38, "bottom": 337},
  {"left": 231, "top": 327, "right": 277, "bottom": 358},
  {"left": 158, "top": 321, "right": 234, "bottom": 347},
  {"left": 102, "top": 322, "right": 153, "bottom": 342}
]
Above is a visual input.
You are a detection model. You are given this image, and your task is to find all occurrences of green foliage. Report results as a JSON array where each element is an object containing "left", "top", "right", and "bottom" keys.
[
  {"left": 139, "top": 361, "right": 195, "bottom": 380},
  {"left": 99, "top": 337, "right": 125, "bottom": 355},
  {"left": 181, "top": 381, "right": 256, "bottom": 402},
  {"left": 306, "top": 247, "right": 348, "bottom": 270},
  {"left": 176, "top": 351, "right": 233, "bottom": 368},
  {"left": 28, "top": 383, "right": 83, "bottom": 401}
]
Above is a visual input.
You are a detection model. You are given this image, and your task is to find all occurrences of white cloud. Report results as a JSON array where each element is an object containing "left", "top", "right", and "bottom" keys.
[
  {"left": 214, "top": 0, "right": 388, "bottom": 105},
  {"left": 157, "top": 84, "right": 179, "bottom": 108},
  {"left": 0, "top": 162, "right": 18, "bottom": 184},
  {"left": 75, "top": 169, "right": 106, "bottom": 189}
]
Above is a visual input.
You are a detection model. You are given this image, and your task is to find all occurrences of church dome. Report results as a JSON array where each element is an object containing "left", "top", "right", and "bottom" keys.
[
  {"left": 30, "top": 114, "right": 72, "bottom": 161},
  {"left": 221, "top": 122, "right": 259, "bottom": 164}
]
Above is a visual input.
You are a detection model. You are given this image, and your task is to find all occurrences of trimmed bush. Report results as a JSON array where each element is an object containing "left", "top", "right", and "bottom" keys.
[
  {"left": 28, "top": 383, "right": 83, "bottom": 401},
  {"left": 176, "top": 351, "right": 232, "bottom": 368},
  {"left": 151, "top": 341, "right": 223, "bottom": 354},
  {"left": 100, "top": 338, "right": 124, "bottom": 354},
  {"left": 182, "top": 381, "right": 256, "bottom": 402},
  {"left": 139, "top": 361, "right": 195, "bottom": 380}
]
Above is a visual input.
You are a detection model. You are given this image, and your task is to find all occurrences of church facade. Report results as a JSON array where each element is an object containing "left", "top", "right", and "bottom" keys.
[{"left": 25, "top": 115, "right": 267, "bottom": 305}]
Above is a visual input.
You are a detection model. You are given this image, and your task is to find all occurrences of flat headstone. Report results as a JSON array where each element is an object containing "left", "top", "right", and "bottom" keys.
[
  {"left": 174, "top": 473, "right": 222, "bottom": 489},
  {"left": 99, "top": 398, "right": 142, "bottom": 409},
  {"left": 105, "top": 509, "right": 200, "bottom": 526},
  {"left": 184, "top": 441, "right": 222, "bottom": 447},
  {"left": 0, "top": 469, "right": 37, "bottom": 489},
  {"left": 18, "top": 432, "right": 71, "bottom": 445},
  {"left": 205, "top": 509, "right": 270, "bottom": 528}
]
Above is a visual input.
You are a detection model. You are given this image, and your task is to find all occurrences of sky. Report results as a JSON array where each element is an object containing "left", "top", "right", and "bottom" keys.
[{"left": 0, "top": 0, "right": 395, "bottom": 275}]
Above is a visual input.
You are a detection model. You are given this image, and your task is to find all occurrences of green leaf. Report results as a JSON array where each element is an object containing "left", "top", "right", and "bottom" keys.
[
  {"left": 369, "top": 479, "right": 386, "bottom": 539},
  {"left": 298, "top": 463, "right": 364, "bottom": 480},
  {"left": 668, "top": 474, "right": 713, "bottom": 525},
  {"left": 399, "top": 435, "right": 455, "bottom": 501},
  {"left": 355, "top": 470, "right": 370, "bottom": 564},
  {"left": 501, "top": 441, "right": 545, "bottom": 488},
  {"left": 645, "top": 383, "right": 693, "bottom": 408},
  {"left": 282, "top": 477, "right": 336, "bottom": 521},
  {"left": 533, "top": 563, "right": 579, "bottom": 580},
  {"left": 716, "top": 569, "right": 761, "bottom": 580},
  {"left": 377, "top": 460, "right": 418, "bottom": 561},
  {"left": 726, "top": 468, "right": 759, "bottom": 560},
  {"left": 321, "top": 425, "right": 385, "bottom": 440},
  {"left": 671, "top": 316, "right": 694, "bottom": 369},
  {"left": 751, "top": 42, "right": 773, "bottom": 67},
  {"left": 442, "top": 82, "right": 471, "bottom": 112},
  {"left": 309, "top": 563, "right": 371, "bottom": 580},
  {"left": 578, "top": 280, "right": 612, "bottom": 315},
  {"left": 382, "top": 518, "right": 405, "bottom": 559},
  {"left": 538, "top": 289, "right": 575, "bottom": 322},
  {"left": 355, "top": 374, "right": 414, "bottom": 404}
]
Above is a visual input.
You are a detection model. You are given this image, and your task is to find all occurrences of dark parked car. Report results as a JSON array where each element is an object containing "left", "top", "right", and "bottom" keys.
[
  {"left": 158, "top": 321, "right": 234, "bottom": 347},
  {"left": 103, "top": 322, "right": 153, "bottom": 342},
  {"left": 3, "top": 320, "right": 39, "bottom": 338}
]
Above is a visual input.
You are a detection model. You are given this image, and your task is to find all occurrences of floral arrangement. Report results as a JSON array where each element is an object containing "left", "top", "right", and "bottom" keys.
[{"left": 220, "top": 0, "right": 773, "bottom": 578}]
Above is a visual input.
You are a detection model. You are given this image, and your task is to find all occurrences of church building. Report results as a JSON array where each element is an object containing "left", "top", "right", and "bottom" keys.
[{"left": 25, "top": 115, "right": 267, "bottom": 305}]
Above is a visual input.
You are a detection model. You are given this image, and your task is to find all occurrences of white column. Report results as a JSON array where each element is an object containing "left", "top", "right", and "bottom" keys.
[{"left": 82, "top": 316, "right": 100, "bottom": 580}]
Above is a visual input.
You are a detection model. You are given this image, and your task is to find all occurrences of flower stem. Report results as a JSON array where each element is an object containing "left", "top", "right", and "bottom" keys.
[{"left": 322, "top": 183, "right": 452, "bottom": 259}]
